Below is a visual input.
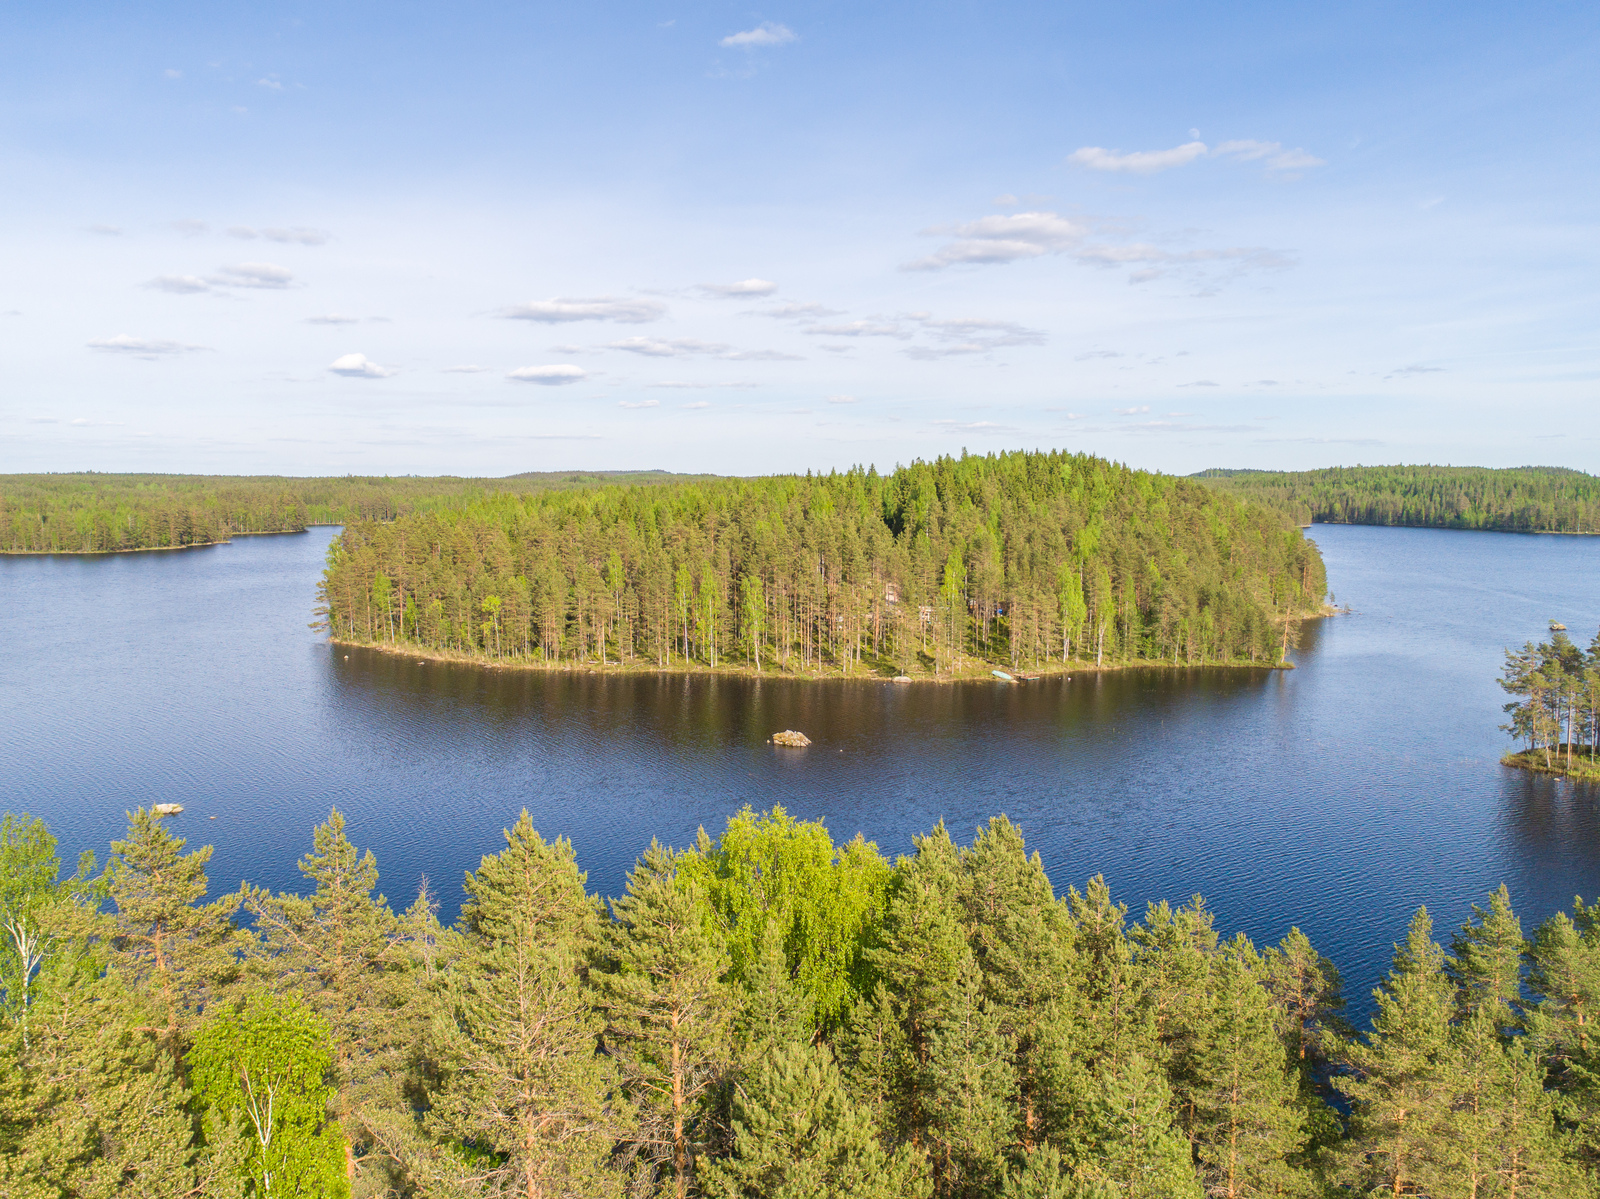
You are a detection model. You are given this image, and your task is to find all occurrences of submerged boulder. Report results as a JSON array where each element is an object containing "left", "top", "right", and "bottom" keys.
[{"left": 770, "top": 730, "right": 812, "bottom": 747}]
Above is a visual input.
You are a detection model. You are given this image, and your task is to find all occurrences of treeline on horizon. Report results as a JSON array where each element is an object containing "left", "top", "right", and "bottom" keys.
[
  {"left": 3, "top": 804, "right": 1598, "bottom": 1198},
  {"left": 0, "top": 471, "right": 707, "bottom": 554},
  {"left": 1197, "top": 464, "right": 1600, "bottom": 534},
  {"left": 320, "top": 450, "right": 1328, "bottom": 676}
]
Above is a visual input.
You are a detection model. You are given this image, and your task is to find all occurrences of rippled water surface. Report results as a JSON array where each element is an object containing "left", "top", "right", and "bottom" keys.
[{"left": 3, "top": 524, "right": 1599, "bottom": 1010}]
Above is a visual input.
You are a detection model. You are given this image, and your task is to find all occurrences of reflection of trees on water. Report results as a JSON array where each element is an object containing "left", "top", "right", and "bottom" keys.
[{"left": 1500, "top": 771, "right": 1600, "bottom": 915}]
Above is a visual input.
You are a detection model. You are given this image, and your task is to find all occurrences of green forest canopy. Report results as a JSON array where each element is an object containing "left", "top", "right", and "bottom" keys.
[
  {"left": 1195, "top": 464, "right": 1600, "bottom": 533},
  {"left": 320, "top": 450, "right": 1328, "bottom": 675},
  {"left": 2, "top": 803, "right": 1594, "bottom": 1198},
  {"left": 0, "top": 470, "right": 713, "bottom": 553}
]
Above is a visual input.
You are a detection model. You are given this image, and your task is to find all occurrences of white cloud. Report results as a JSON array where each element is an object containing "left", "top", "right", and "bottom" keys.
[
  {"left": 993, "top": 193, "right": 1019, "bottom": 206},
  {"left": 215, "top": 262, "right": 294, "bottom": 288},
  {"left": 1069, "top": 138, "right": 1324, "bottom": 176},
  {"left": 1389, "top": 364, "right": 1445, "bottom": 377},
  {"left": 1115, "top": 405, "right": 1152, "bottom": 414},
  {"left": 89, "top": 224, "right": 122, "bottom": 236},
  {"left": 744, "top": 301, "right": 842, "bottom": 319},
  {"left": 1177, "top": 380, "right": 1220, "bottom": 388},
  {"left": 305, "top": 313, "right": 359, "bottom": 325},
  {"left": 148, "top": 274, "right": 214, "bottom": 294},
  {"left": 904, "top": 211, "right": 1085, "bottom": 271},
  {"left": 827, "top": 394, "right": 856, "bottom": 404},
  {"left": 1214, "top": 140, "right": 1325, "bottom": 171},
  {"left": 697, "top": 278, "right": 778, "bottom": 297},
  {"left": 257, "top": 75, "right": 283, "bottom": 90},
  {"left": 904, "top": 316, "right": 1046, "bottom": 358},
  {"left": 605, "top": 337, "right": 729, "bottom": 358},
  {"left": 229, "top": 226, "right": 329, "bottom": 245},
  {"left": 501, "top": 296, "right": 665, "bottom": 324},
  {"left": 1069, "top": 141, "right": 1208, "bottom": 174},
  {"left": 88, "top": 334, "right": 207, "bottom": 357},
  {"left": 508, "top": 364, "right": 587, "bottom": 385},
  {"left": 329, "top": 353, "right": 396, "bottom": 378},
  {"left": 619, "top": 399, "right": 660, "bottom": 409},
  {"left": 649, "top": 380, "right": 760, "bottom": 389},
  {"left": 723, "top": 348, "right": 802, "bottom": 361},
  {"left": 802, "top": 320, "right": 908, "bottom": 338},
  {"left": 164, "top": 68, "right": 182, "bottom": 79},
  {"left": 171, "top": 219, "right": 208, "bottom": 236},
  {"left": 1076, "top": 350, "right": 1122, "bottom": 360},
  {"left": 933, "top": 420, "right": 1020, "bottom": 436},
  {"left": 443, "top": 364, "right": 489, "bottom": 373},
  {"left": 682, "top": 401, "right": 712, "bottom": 409},
  {"left": 720, "top": 22, "right": 796, "bottom": 48}
]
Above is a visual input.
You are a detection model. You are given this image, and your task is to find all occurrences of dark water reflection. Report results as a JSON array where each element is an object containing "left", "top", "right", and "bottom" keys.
[{"left": 2, "top": 523, "right": 1599, "bottom": 1015}]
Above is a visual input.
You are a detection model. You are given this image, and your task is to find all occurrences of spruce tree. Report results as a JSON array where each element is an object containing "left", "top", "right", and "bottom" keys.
[
  {"left": 1333, "top": 907, "right": 1456, "bottom": 1197},
  {"left": 598, "top": 841, "right": 735, "bottom": 1199},
  {"left": 1190, "top": 936, "right": 1308, "bottom": 1198},
  {"left": 699, "top": 1040, "right": 930, "bottom": 1199},
  {"left": 106, "top": 808, "right": 243, "bottom": 1042},
  {"left": 425, "top": 811, "right": 620, "bottom": 1199}
]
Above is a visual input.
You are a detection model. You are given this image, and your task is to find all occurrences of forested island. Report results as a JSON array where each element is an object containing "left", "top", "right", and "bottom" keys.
[
  {"left": 1, "top": 804, "right": 1593, "bottom": 1198},
  {"left": 1197, "top": 464, "right": 1600, "bottom": 533},
  {"left": 1501, "top": 622, "right": 1600, "bottom": 780},
  {"left": 0, "top": 471, "right": 707, "bottom": 554},
  {"left": 319, "top": 450, "right": 1328, "bottom": 679}
]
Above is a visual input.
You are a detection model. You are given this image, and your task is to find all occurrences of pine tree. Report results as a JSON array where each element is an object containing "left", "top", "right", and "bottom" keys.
[
  {"left": 1190, "top": 935, "right": 1308, "bottom": 1198},
  {"left": 598, "top": 841, "right": 735, "bottom": 1199},
  {"left": 923, "top": 953, "right": 1017, "bottom": 1199},
  {"left": 243, "top": 809, "right": 407, "bottom": 1189},
  {"left": 106, "top": 808, "right": 244, "bottom": 1043},
  {"left": 425, "top": 810, "right": 620, "bottom": 1199},
  {"left": 1527, "top": 898, "right": 1600, "bottom": 1170},
  {"left": 699, "top": 1040, "right": 930, "bottom": 1199},
  {"left": 1333, "top": 907, "right": 1456, "bottom": 1197},
  {"left": 0, "top": 901, "right": 248, "bottom": 1199},
  {"left": 1073, "top": 1054, "right": 1202, "bottom": 1199},
  {"left": 959, "top": 817, "right": 1082, "bottom": 1153},
  {"left": 1448, "top": 884, "right": 1526, "bottom": 1026},
  {"left": 1131, "top": 895, "right": 1217, "bottom": 1146}
]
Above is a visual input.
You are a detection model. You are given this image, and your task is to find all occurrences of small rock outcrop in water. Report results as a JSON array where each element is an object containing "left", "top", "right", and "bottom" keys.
[
  {"left": 151, "top": 803, "right": 184, "bottom": 817},
  {"left": 770, "top": 730, "right": 811, "bottom": 747}
]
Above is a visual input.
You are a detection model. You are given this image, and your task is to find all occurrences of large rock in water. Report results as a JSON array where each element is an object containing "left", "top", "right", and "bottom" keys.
[
  {"left": 770, "top": 730, "right": 811, "bottom": 747},
  {"left": 151, "top": 803, "right": 184, "bottom": 817}
]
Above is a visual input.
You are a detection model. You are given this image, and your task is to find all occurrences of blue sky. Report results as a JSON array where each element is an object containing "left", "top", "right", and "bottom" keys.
[{"left": 2, "top": 1, "right": 1596, "bottom": 476}]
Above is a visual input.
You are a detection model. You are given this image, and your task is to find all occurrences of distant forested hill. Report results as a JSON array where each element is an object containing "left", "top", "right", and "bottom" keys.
[
  {"left": 0, "top": 471, "right": 708, "bottom": 553},
  {"left": 321, "top": 449, "right": 1327, "bottom": 675},
  {"left": 1194, "top": 465, "right": 1600, "bottom": 533}
]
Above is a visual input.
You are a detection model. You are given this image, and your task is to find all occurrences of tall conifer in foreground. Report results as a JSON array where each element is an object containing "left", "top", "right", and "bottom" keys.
[
  {"left": 598, "top": 841, "right": 735, "bottom": 1199},
  {"left": 425, "top": 811, "right": 620, "bottom": 1199},
  {"left": 244, "top": 809, "right": 409, "bottom": 1189},
  {"left": 1334, "top": 908, "right": 1456, "bottom": 1197},
  {"left": 106, "top": 808, "right": 243, "bottom": 1044}
]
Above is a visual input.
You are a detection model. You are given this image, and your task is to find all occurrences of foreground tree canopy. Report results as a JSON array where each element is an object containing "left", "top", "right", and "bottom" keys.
[
  {"left": 320, "top": 450, "right": 1327, "bottom": 675},
  {"left": 0, "top": 471, "right": 707, "bottom": 554},
  {"left": 4, "top": 805, "right": 1600, "bottom": 1198},
  {"left": 1197, "top": 464, "right": 1600, "bottom": 534}
]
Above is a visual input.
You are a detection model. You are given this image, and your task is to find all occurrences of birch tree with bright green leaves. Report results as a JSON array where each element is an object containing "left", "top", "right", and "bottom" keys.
[
  {"left": 0, "top": 813, "right": 97, "bottom": 1044},
  {"left": 191, "top": 993, "right": 348, "bottom": 1199}
]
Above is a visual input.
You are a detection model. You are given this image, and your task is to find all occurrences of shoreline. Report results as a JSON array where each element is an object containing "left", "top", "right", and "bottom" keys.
[
  {"left": 0, "top": 527, "right": 308, "bottom": 556},
  {"left": 331, "top": 635, "right": 1311, "bottom": 683},
  {"left": 1503, "top": 747, "right": 1600, "bottom": 782}
]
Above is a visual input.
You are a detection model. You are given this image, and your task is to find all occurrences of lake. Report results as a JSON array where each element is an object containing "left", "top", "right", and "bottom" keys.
[{"left": 2, "top": 523, "right": 1597, "bottom": 1013}]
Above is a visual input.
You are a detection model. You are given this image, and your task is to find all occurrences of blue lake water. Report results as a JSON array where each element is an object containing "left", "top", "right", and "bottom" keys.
[{"left": 2, "top": 523, "right": 1598, "bottom": 1013}]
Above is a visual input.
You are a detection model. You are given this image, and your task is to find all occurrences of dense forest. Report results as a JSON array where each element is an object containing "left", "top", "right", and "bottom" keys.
[
  {"left": 3, "top": 804, "right": 1597, "bottom": 1197},
  {"left": 320, "top": 451, "right": 1328, "bottom": 676},
  {"left": 1501, "top": 622, "right": 1600, "bottom": 779},
  {"left": 1196, "top": 465, "right": 1600, "bottom": 533},
  {"left": 0, "top": 472, "right": 705, "bottom": 554}
]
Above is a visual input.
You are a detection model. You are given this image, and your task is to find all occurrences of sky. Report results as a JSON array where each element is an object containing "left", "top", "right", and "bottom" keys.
[{"left": 2, "top": 1, "right": 1596, "bottom": 478}]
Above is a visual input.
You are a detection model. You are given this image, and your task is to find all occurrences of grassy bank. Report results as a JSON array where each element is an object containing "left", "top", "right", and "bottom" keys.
[{"left": 1503, "top": 746, "right": 1600, "bottom": 782}]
